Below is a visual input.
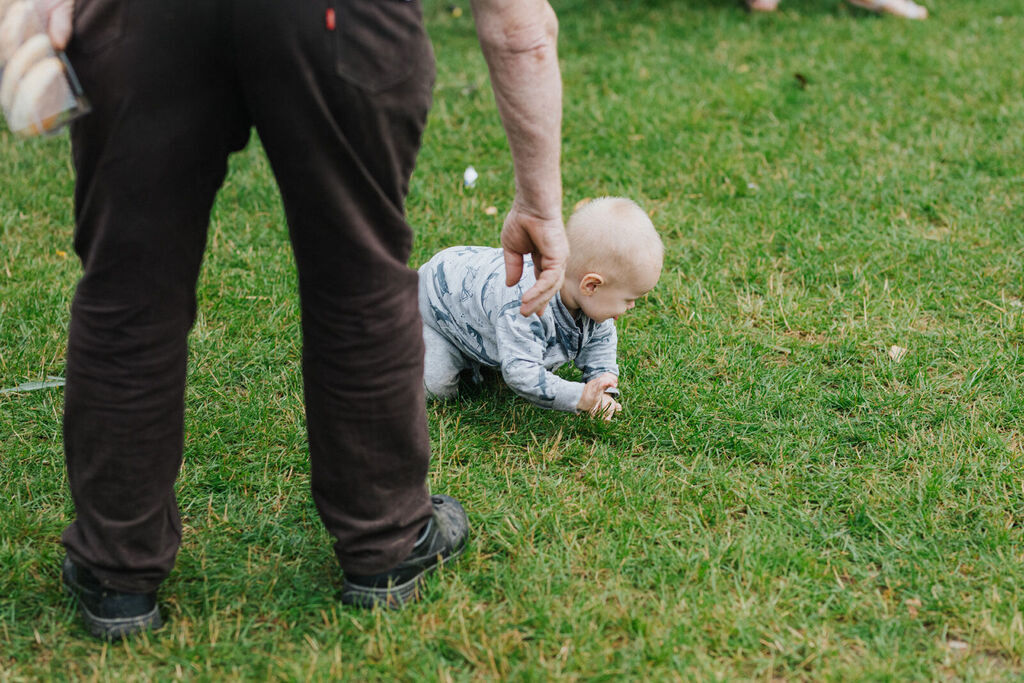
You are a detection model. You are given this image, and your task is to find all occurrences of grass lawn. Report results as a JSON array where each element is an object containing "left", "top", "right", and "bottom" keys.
[{"left": 2, "top": 0, "right": 1023, "bottom": 678}]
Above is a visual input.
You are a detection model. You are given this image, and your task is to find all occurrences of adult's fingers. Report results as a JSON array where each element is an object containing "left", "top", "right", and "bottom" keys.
[
  {"left": 519, "top": 256, "right": 562, "bottom": 316},
  {"left": 34, "top": 0, "right": 73, "bottom": 50},
  {"left": 47, "top": 4, "right": 72, "bottom": 49},
  {"left": 502, "top": 247, "right": 525, "bottom": 288},
  {"left": 500, "top": 205, "right": 567, "bottom": 316}
]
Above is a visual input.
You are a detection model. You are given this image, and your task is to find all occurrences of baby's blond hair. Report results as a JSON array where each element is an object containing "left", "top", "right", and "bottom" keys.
[{"left": 566, "top": 197, "right": 663, "bottom": 283}]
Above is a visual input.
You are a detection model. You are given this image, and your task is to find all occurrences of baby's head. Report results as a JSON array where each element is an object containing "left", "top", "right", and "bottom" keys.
[{"left": 561, "top": 197, "right": 663, "bottom": 323}]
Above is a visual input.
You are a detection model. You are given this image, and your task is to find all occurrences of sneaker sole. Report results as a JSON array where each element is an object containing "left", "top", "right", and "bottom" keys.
[{"left": 339, "top": 544, "right": 466, "bottom": 609}]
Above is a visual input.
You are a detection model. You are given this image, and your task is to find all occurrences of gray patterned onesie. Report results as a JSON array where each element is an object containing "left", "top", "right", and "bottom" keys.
[{"left": 418, "top": 246, "right": 618, "bottom": 412}]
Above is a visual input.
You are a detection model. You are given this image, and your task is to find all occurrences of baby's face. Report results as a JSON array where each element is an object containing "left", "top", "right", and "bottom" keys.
[{"left": 579, "top": 271, "right": 659, "bottom": 323}]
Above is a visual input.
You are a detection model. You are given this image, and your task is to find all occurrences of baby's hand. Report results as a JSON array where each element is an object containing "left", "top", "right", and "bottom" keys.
[
  {"left": 578, "top": 373, "right": 621, "bottom": 421},
  {"left": 592, "top": 392, "right": 622, "bottom": 421}
]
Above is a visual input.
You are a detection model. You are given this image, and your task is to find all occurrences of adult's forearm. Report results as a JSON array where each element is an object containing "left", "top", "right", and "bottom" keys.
[{"left": 470, "top": 0, "right": 562, "bottom": 219}]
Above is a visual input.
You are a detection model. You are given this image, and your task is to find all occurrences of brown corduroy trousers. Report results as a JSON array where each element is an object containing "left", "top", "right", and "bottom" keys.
[{"left": 61, "top": 0, "right": 435, "bottom": 593}]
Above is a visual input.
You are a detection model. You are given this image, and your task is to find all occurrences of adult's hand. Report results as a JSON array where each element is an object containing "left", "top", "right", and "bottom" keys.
[
  {"left": 501, "top": 202, "right": 567, "bottom": 317},
  {"left": 470, "top": 0, "right": 564, "bottom": 316},
  {"left": 35, "top": 0, "right": 73, "bottom": 50}
]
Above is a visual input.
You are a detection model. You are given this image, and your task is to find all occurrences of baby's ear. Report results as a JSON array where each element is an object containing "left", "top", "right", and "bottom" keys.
[{"left": 580, "top": 273, "right": 604, "bottom": 295}]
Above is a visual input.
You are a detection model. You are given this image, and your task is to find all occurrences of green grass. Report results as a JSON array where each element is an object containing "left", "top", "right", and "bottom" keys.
[{"left": 2, "top": 0, "right": 1023, "bottom": 678}]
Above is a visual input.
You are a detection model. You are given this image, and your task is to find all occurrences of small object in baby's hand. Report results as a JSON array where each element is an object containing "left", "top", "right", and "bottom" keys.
[{"left": 604, "top": 387, "right": 619, "bottom": 398}]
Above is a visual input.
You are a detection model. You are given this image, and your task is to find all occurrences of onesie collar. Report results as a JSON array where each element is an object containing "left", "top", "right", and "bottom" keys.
[{"left": 552, "top": 292, "right": 594, "bottom": 356}]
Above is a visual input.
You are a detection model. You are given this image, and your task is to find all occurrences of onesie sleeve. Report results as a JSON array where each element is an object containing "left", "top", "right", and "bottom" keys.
[
  {"left": 576, "top": 320, "right": 619, "bottom": 383},
  {"left": 494, "top": 304, "right": 585, "bottom": 413}
]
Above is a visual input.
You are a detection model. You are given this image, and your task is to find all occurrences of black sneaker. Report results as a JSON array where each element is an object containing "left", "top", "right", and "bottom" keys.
[
  {"left": 341, "top": 494, "right": 469, "bottom": 608},
  {"left": 61, "top": 556, "right": 162, "bottom": 640}
]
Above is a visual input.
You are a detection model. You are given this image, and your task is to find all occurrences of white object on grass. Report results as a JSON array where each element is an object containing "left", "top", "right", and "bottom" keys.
[
  {"left": 463, "top": 165, "right": 478, "bottom": 188},
  {"left": 887, "top": 345, "right": 908, "bottom": 363}
]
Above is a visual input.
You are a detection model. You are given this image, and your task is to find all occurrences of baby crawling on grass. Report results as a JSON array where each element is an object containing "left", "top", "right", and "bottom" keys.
[{"left": 418, "top": 197, "right": 663, "bottom": 420}]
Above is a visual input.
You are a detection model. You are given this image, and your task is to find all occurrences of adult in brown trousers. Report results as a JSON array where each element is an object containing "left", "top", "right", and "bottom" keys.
[{"left": 38, "top": 0, "right": 567, "bottom": 639}]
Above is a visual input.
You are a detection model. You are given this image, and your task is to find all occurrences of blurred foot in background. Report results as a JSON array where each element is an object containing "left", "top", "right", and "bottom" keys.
[{"left": 746, "top": 0, "right": 928, "bottom": 19}]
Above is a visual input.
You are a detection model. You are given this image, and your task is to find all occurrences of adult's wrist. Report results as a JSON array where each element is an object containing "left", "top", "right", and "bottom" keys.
[{"left": 510, "top": 195, "right": 562, "bottom": 224}]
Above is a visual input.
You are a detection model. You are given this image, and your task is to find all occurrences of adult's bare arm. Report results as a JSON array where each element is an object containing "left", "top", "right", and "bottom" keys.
[{"left": 470, "top": 0, "right": 567, "bottom": 316}]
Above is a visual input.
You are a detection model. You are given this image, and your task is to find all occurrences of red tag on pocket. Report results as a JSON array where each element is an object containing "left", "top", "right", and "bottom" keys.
[{"left": 326, "top": 8, "right": 336, "bottom": 31}]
